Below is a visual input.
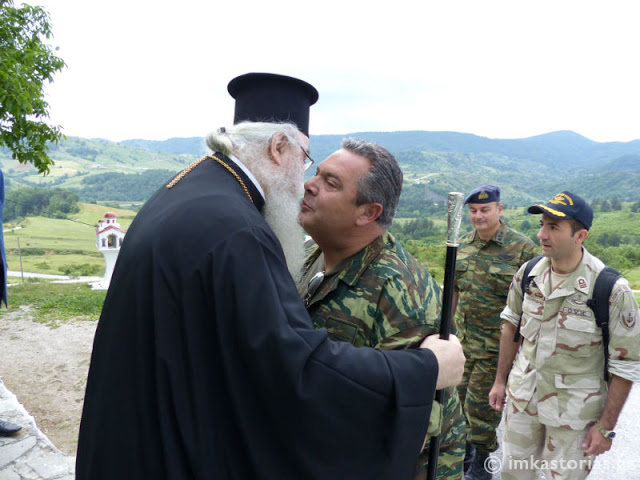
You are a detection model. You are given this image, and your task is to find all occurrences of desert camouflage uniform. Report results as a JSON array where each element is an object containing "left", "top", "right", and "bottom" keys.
[
  {"left": 298, "top": 233, "right": 465, "bottom": 480},
  {"left": 500, "top": 248, "right": 640, "bottom": 480},
  {"left": 454, "top": 222, "right": 537, "bottom": 451}
]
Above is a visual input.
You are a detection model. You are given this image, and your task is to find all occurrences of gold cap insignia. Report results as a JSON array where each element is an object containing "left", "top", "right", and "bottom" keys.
[
  {"left": 478, "top": 190, "right": 489, "bottom": 200},
  {"left": 550, "top": 193, "right": 574, "bottom": 206}
]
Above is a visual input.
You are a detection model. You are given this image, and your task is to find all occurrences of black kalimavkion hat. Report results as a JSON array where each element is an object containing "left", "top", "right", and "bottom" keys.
[
  {"left": 528, "top": 191, "right": 594, "bottom": 230},
  {"left": 227, "top": 72, "right": 319, "bottom": 137}
]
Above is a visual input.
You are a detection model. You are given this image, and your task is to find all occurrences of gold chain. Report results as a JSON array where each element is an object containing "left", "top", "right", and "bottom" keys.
[{"left": 166, "top": 155, "right": 253, "bottom": 204}]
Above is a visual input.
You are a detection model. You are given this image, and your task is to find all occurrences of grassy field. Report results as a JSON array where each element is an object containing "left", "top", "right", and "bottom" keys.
[
  {"left": 6, "top": 201, "right": 640, "bottom": 289},
  {"left": 4, "top": 203, "right": 137, "bottom": 276},
  {"left": 626, "top": 266, "right": 640, "bottom": 291},
  {"left": 0, "top": 203, "right": 637, "bottom": 325},
  {"left": 0, "top": 280, "right": 106, "bottom": 325}
]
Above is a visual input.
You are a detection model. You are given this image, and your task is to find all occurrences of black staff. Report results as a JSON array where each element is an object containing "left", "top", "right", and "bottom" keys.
[{"left": 426, "top": 192, "right": 464, "bottom": 480}]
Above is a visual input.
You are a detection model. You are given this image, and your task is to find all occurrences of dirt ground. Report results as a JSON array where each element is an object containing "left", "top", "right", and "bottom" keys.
[{"left": 0, "top": 307, "right": 97, "bottom": 456}]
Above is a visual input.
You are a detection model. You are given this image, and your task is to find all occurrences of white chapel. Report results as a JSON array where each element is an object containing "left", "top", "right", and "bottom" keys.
[{"left": 95, "top": 212, "right": 126, "bottom": 289}]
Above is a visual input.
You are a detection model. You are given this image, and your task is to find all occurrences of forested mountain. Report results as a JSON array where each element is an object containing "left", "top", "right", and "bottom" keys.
[
  {"left": 118, "top": 130, "right": 640, "bottom": 205},
  {"left": 107, "top": 130, "right": 640, "bottom": 173},
  {"left": 120, "top": 137, "right": 208, "bottom": 157},
  {"left": 1, "top": 130, "right": 639, "bottom": 206}
]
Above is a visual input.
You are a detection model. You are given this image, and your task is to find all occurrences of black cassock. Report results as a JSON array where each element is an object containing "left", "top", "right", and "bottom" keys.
[{"left": 76, "top": 153, "right": 439, "bottom": 480}]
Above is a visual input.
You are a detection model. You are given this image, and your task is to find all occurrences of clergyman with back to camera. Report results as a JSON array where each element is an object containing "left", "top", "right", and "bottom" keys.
[{"left": 76, "top": 72, "right": 465, "bottom": 480}]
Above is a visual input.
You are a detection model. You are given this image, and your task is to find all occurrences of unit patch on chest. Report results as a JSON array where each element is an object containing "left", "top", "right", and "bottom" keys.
[{"left": 568, "top": 294, "right": 588, "bottom": 307}]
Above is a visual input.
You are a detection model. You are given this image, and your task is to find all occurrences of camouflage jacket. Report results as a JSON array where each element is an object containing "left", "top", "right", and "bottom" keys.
[
  {"left": 298, "top": 232, "right": 454, "bottom": 444},
  {"left": 299, "top": 233, "right": 442, "bottom": 349},
  {"left": 454, "top": 222, "right": 537, "bottom": 353},
  {"left": 501, "top": 248, "right": 640, "bottom": 429}
]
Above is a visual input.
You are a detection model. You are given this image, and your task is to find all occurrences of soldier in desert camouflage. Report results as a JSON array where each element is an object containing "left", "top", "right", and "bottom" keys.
[
  {"left": 452, "top": 185, "right": 537, "bottom": 480},
  {"left": 297, "top": 138, "right": 466, "bottom": 480},
  {"left": 489, "top": 191, "right": 640, "bottom": 480}
]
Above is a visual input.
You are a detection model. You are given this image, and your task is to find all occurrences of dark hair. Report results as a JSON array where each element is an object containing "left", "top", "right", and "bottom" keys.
[
  {"left": 569, "top": 219, "right": 588, "bottom": 236},
  {"left": 341, "top": 138, "right": 403, "bottom": 229}
]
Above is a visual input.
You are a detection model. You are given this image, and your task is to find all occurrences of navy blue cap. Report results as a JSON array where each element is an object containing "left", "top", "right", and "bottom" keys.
[
  {"left": 527, "top": 191, "right": 593, "bottom": 230},
  {"left": 228, "top": 72, "right": 319, "bottom": 137},
  {"left": 464, "top": 185, "right": 501, "bottom": 205}
]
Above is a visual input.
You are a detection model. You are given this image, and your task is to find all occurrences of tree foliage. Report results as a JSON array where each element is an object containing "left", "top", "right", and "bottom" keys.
[
  {"left": 611, "top": 196, "right": 622, "bottom": 211},
  {"left": 4, "top": 186, "right": 79, "bottom": 220},
  {"left": 0, "top": 0, "right": 65, "bottom": 173},
  {"left": 73, "top": 170, "right": 176, "bottom": 201},
  {"left": 392, "top": 217, "right": 439, "bottom": 240},
  {"left": 585, "top": 241, "right": 640, "bottom": 273}
]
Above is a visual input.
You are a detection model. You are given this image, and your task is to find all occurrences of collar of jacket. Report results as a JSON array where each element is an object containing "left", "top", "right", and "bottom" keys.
[
  {"left": 213, "top": 152, "right": 265, "bottom": 212},
  {"left": 472, "top": 220, "right": 508, "bottom": 246},
  {"left": 305, "top": 233, "right": 390, "bottom": 288},
  {"left": 338, "top": 234, "right": 390, "bottom": 286},
  {"left": 529, "top": 247, "right": 596, "bottom": 297}
]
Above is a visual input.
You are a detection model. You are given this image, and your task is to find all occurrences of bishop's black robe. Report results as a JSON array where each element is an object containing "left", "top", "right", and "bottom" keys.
[{"left": 76, "top": 153, "right": 439, "bottom": 480}]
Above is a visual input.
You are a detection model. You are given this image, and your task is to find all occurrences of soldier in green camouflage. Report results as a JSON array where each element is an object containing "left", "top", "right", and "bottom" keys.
[
  {"left": 489, "top": 192, "right": 640, "bottom": 480},
  {"left": 298, "top": 138, "right": 466, "bottom": 480},
  {"left": 452, "top": 185, "right": 537, "bottom": 480}
]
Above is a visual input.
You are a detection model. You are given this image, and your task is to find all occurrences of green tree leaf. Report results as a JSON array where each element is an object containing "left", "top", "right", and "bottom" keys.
[{"left": 0, "top": 0, "right": 66, "bottom": 174}]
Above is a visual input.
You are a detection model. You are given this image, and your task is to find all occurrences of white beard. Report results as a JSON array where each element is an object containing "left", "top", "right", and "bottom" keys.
[
  {"left": 263, "top": 191, "right": 306, "bottom": 285},
  {"left": 251, "top": 159, "right": 306, "bottom": 284}
]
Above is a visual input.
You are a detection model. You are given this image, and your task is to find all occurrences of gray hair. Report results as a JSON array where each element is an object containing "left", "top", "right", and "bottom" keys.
[
  {"left": 205, "top": 121, "right": 301, "bottom": 169},
  {"left": 342, "top": 138, "right": 403, "bottom": 230}
]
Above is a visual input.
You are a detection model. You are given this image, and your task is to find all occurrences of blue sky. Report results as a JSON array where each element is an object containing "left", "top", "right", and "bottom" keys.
[{"left": 26, "top": 0, "right": 640, "bottom": 143}]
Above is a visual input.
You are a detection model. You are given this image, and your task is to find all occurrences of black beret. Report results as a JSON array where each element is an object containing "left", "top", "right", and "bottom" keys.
[{"left": 464, "top": 185, "right": 501, "bottom": 205}]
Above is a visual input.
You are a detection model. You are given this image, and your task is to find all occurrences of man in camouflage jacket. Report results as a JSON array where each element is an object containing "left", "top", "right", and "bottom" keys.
[
  {"left": 452, "top": 185, "right": 537, "bottom": 479},
  {"left": 298, "top": 138, "right": 465, "bottom": 480},
  {"left": 489, "top": 192, "right": 640, "bottom": 480}
]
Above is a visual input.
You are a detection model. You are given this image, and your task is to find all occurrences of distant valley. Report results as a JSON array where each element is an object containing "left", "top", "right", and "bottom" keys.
[{"left": 1, "top": 130, "right": 639, "bottom": 207}]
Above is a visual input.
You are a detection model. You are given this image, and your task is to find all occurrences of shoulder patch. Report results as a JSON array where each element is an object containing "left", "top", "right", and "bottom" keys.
[{"left": 621, "top": 311, "right": 638, "bottom": 330}]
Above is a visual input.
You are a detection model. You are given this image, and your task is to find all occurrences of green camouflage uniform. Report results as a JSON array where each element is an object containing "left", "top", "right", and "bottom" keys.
[
  {"left": 499, "top": 248, "right": 640, "bottom": 480},
  {"left": 298, "top": 233, "right": 465, "bottom": 480},
  {"left": 454, "top": 222, "right": 537, "bottom": 452}
]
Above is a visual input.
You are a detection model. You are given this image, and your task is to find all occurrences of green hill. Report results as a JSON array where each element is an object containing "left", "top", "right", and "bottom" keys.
[
  {"left": 4, "top": 200, "right": 640, "bottom": 290},
  {"left": 120, "top": 137, "right": 208, "bottom": 156},
  {"left": 4, "top": 203, "right": 137, "bottom": 277},
  {"left": 1, "top": 130, "right": 639, "bottom": 206},
  {"left": 0, "top": 137, "right": 195, "bottom": 191}
]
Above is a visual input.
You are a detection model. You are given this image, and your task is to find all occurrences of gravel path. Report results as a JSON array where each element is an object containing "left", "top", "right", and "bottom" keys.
[{"left": 0, "top": 310, "right": 97, "bottom": 456}]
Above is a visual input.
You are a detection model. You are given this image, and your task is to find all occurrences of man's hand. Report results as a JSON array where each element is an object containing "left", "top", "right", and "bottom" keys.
[
  {"left": 488, "top": 382, "right": 507, "bottom": 411},
  {"left": 420, "top": 334, "right": 465, "bottom": 390},
  {"left": 582, "top": 424, "right": 612, "bottom": 456}
]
